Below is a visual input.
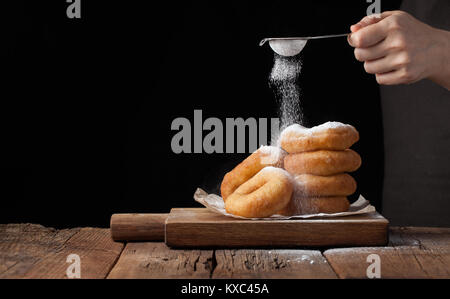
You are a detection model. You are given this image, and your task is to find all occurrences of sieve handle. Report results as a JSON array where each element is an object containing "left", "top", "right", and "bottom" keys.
[{"left": 260, "top": 33, "right": 349, "bottom": 46}]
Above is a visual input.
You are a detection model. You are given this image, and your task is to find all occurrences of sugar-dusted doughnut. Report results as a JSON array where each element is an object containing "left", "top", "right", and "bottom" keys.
[
  {"left": 220, "top": 146, "right": 287, "bottom": 201},
  {"left": 278, "top": 195, "right": 350, "bottom": 216},
  {"left": 284, "top": 149, "right": 362, "bottom": 176},
  {"left": 294, "top": 173, "right": 357, "bottom": 197},
  {"left": 279, "top": 122, "right": 359, "bottom": 153},
  {"left": 225, "top": 167, "right": 293, "bottom": 218}
]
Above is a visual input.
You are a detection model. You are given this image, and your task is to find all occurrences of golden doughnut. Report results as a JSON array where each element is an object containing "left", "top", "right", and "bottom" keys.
[
  {"left": 220, "top": 146, "right": 287, "bottom": 201},
  {"left": 284, "top": 149, "right": 362, "bottom": 176},
  {"left": 294, "top": 173, "right": 357, "bottom": 197},
  {"left": 278, "top": 195, "right": 350, "bottom": 216},
  {"left": 225, "top": 167, "right": 293, "bottom": 218},
  {"left": 279, "top": 122, "right": 359, "bottom": 153}
]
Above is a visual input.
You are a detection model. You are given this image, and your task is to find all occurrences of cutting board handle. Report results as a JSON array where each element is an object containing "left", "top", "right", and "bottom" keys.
[{"left": 110, "top": 213, "right": 168, "bottom": 241}]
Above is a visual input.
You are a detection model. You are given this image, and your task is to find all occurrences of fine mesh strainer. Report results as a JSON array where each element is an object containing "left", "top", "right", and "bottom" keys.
[{"left": 260, "top": 33, "right": 349, "bottom": 56}]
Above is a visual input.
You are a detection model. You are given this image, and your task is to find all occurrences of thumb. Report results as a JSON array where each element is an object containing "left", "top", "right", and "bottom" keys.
[
  {"left": 350, "top": 11, "right": 395, "bottom": 32},
  {"left": 351, "top": 15, "right": 382, "bottom": 33}
]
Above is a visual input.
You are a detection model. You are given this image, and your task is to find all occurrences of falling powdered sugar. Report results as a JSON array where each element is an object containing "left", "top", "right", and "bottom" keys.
[{"left": 269, "top": 54, "right": 303, "bottom": 133}]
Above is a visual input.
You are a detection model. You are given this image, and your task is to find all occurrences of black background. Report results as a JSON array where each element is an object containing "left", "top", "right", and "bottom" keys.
[{"left": 2, "top": 0, "right": 401, "bottom": 228}]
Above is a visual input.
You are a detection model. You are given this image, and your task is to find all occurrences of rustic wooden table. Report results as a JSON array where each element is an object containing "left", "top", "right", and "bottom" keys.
[{"left": 1, "top": 224, "right": 449, "bottom": 279}]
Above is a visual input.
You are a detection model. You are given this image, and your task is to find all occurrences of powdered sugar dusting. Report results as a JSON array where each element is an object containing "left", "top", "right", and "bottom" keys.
[
  {"left": 259, "top": 166, "right": 292, "bottom": 179},
  {"left": 269, "top": 55, "right": 303, "bottom": 130},
  {"left": 280, "top": 122, "right": 353, "bottom": 139},
  {"left": 270, "top": 55, "right": 302, "bottom": 81},
  {"left": 259, "top": 166, "right": 284, "bottom": 175},
  {"left": 309, "top": 122, "right": 353, "bottom": 133},
  {"left": 258, "top": 145, "right": 286, "bottom": 166},
  {"left": 289, "top": 189, "right": 318, "bottom": 214}
]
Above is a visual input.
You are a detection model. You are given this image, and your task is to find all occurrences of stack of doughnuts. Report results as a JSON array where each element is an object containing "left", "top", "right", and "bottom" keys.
[
  {"left": 279, "top": 122, "right": 361, "bottom": 215},
  {"left": 220, "top": 122, "right": 361, "bottom": 218}
]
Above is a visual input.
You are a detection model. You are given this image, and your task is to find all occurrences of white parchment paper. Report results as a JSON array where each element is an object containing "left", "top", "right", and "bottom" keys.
[{"left": 194, "top": 188, "right": 376, "bottom": 220}]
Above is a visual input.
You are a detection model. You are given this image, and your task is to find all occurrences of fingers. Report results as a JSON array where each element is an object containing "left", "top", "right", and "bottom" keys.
[
  {"left": 375, "top": 69, "right": 417, "bottom": 85},
  {"left": 375, "top": 71, "right": 399, "bottom": 85},
  {"left": 380, "top": 11, "right": 397, "bottom": 19},
  {"left": 363, "top": 55, "right": 399, "bottom": 74},
  {"left": 350, "top": 11, "right": 396, "bottom": 32},
  {"left": 348, "top": 11, "right": 399, "bottom": 48},
  {"left": 349, "top": 11, "right": 426, "bottom": 86},
  {"left": 350, "top": 14, "right": 383, "bottom": 32},
  {"left": 348, "top": 20, "right": 389, "bottom": 48},
  {"left": 354, "top": 38, "right": 390, "bottom": 61},
  {"left": 374, "top": 63, "right": 420, "bottom": 85}
]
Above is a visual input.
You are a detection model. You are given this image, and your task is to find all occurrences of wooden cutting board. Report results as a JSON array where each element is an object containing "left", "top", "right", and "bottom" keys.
[{"left": 111, "top": 208, "right": 389, "bottom": 248}]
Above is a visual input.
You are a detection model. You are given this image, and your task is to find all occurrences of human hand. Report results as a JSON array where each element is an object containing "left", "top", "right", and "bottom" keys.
[{"left": 348, "top": 11, "right": 450, "bottom": 90}]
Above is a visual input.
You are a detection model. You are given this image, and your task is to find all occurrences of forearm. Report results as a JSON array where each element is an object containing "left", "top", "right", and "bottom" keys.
[{"left": 428, "top": 28, "right": 450, "bottom": 90}]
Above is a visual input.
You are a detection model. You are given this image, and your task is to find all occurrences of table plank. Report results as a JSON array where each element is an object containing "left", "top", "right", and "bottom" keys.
[
  {"left": 0, "top": 224, "right": 80, "bottom": 278},
  {"left": 389, "top": 227, "right": 450, "bottom": 249},
  {"left": 107, "top": 243, "right": 214, "bottom": 279},
  {"left": 213, "top": 249, "right": 337, "bottom": 279},
  {"left": 2, "top": 224, "right": 450, "bottom": 279},
  {"left": 323, "top": 227, "right": 450, "bottom": 279},
  {"left": 22, "top": 227, "right": 124, "bottom": 279},
  {"left": 0, "top": 224, "right": 124, "bottom": 279}
]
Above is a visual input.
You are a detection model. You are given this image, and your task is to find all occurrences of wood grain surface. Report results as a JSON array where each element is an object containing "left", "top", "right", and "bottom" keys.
[
  {"left": 0, "top": 224, "right": 124, "bottom": 279},
  {"left": 107, "top": 243, "right": 214, "bottom": 279},
  {"left": 324, "top": 227, "right": 450, "bottom": 278},
  {"left": 1, "top": 224, "right": 449, "bottom": 279},
  {"left": 165, "top": 208, "right": 389, "bottom": 248},
  {"left": 213, "top": 249, "right": 337, "bottom": 279}
]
